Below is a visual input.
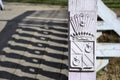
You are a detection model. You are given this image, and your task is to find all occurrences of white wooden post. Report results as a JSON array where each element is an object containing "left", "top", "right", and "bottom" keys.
[
  {"left": 68, "top": 0, "right": 97, "bottom": 80},
  {"left": 0, "top": 0, "right": 4, "bottom": 10}
]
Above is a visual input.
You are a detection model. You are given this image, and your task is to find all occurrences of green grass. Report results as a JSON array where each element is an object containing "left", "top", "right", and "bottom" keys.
[
  {"left": 4, "top": 0, "right": 120, "bottom": 7},
  {"left": 4, "top": 0, "right": 68, "bottom": 6},
  {"left": 103, "top": 0, "right": 120, "bottom": 8}
]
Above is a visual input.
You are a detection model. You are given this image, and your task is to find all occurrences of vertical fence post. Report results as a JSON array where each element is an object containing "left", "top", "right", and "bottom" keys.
[{"left": 68, "top": 0, "right": 97, "bottom": 80}]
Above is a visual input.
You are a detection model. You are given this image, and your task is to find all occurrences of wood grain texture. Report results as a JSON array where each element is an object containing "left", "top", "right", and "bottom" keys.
[
  {"left": 69, "top": 0, "right": 97, "bottom": 79},
  {"left": 68, "top": 0, "right": 97, "bottom": 11},
  {"left": 69, "top": 72, "right": 96, "bottom": 80}
]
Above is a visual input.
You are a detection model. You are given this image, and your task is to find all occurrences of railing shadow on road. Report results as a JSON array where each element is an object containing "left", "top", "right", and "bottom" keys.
[{"left": 0, "top": 10, "right": 68, "bottom": 80}]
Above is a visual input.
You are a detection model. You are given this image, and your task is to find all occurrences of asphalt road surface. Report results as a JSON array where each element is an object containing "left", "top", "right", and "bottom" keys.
[{"left": 0, "top": 2, "right": 68, "bottom": 80}]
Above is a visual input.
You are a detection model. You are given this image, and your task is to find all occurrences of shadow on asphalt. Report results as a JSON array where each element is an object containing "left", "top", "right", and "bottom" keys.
[{"left": 0, "top": 11, "right": 68, "bottom": 80}]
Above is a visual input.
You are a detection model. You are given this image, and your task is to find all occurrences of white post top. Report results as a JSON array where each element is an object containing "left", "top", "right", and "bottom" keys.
[{"left": 68, "top": 0, "right": 97, "bottom": 11}]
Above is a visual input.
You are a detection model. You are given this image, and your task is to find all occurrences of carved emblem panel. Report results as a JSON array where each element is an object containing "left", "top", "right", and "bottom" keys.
[
  {"left": 69, "top": 11, "right": 96, "bottom": 72},
  {"left": 70, "top": 41, "right": 95, "bottom": 71},
  {"left": 69, "top": 12, "right": 96, "bottom": 41}
]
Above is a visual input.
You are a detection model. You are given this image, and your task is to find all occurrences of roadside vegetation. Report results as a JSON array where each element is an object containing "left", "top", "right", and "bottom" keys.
[
  {"left": 4, "top": 0, "right": 120, "bottom": 7},
  {"left": 4, "top": 0, "right": 67, "bottom": 6},
  {"left": 104, "top": 0, "right": 120, "bottom": 8}
]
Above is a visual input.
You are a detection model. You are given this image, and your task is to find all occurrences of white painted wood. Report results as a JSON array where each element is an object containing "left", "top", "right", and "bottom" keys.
[
  {"left": 95, "top": 0, "right": 120, "bottom": 72},
  {"left": 98, "top": 0, "right": 120, "bottom": 36},
  {"left": 96, "top": 50, "right": 120, "bottom": 57},
  {"left": 69, "top": 11, "right": 97, "bottom": 41},
  {"left": 70, "top": 41, "right": 95, "bottom": 71},
  {"left": 96, "top": 59, "right": 109, "bottom": 72},
  {"left": 68, "top": 0, "right": 97, "bottom": 11},
  {"left": 96, "top": 43, "right": 120, "bottom": 57},
  {"left": 0, "top": 0, "right": 4, "bottom": 10},
  {"left": 69, "top": 0, "right": 97, "bottom": 80},
  {"left": 97, "top": 23, "right": 112, "bottom": 30},
  {"left": 95, "top": 43, "right": 120, "bottom": 71},
  {"left": 97, "top": 43, "right": 120, "bottom": 50},
  {"left": 96, "top": 32, "right": 102, "bottom": 38},
  {"left": 69, "top": 72, "right": 96, "bottom": 80},
  {"left": 69, "top": 0, "right": 97, "bottom": 72}
]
